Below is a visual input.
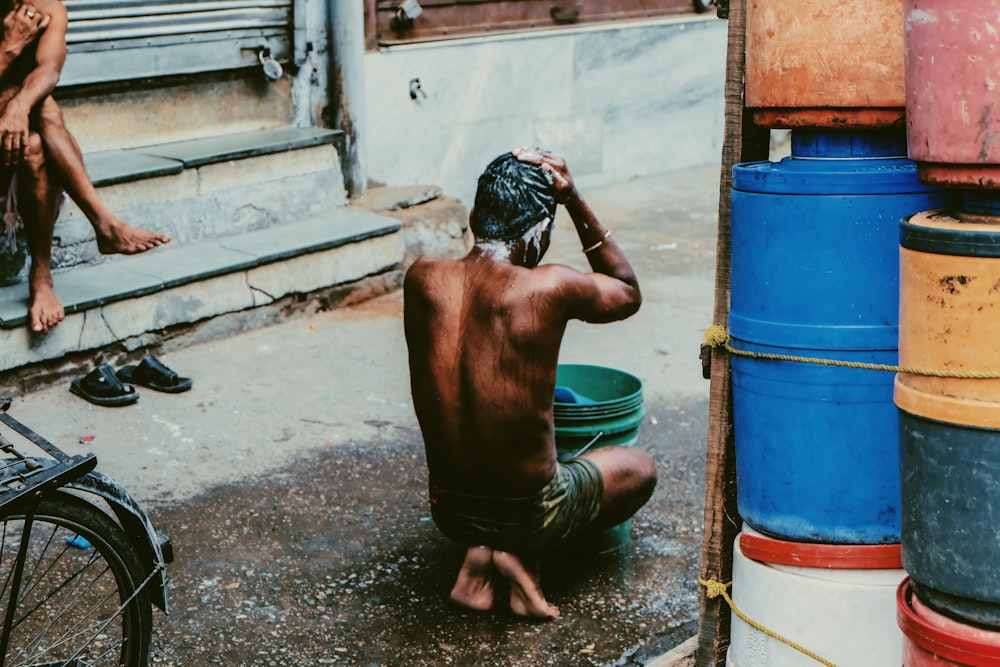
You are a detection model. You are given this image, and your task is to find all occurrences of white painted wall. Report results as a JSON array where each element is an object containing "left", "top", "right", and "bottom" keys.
[{"left": 364, "top": 16, "right": 728, "bottom": 206}]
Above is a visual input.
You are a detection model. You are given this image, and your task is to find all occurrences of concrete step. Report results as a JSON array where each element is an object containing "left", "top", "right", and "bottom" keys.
[
  {"left": 0, "top": 208, "right": 404, "bottom": 374},
  {"left": 51, "top": 127, "right": 349, "bottom": 272},
  {"left": 0, "top": 181, "right": 472, "bottom": 392}
]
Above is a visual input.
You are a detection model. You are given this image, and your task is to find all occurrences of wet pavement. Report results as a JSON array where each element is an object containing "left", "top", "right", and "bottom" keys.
[{"left": 7, "top": 163, "right": 720, "bottom": 666}]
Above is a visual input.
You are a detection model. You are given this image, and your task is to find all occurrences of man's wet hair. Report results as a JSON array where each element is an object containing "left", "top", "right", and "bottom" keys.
[{"left": 470, "top": 152, "right": 557, "bottom": 243}]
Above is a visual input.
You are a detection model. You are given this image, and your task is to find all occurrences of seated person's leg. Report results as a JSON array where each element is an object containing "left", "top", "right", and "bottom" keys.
[
  {"left": 18, "top": 131, "right": 64, "bottom": 332},
  {"left": 35, "top": 96, "right": 171, "bottom": 254},
  {"left": 579, "top": 445, "right": 657, "bottom": 530}
]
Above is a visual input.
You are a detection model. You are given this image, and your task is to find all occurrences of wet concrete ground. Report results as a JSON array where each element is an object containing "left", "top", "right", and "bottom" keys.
[
  {"left": 7, "top": 163, "right": 720, "bottom": 666},
  {"left": 148, "top": 394, "right": 706, "bottom": 666}
]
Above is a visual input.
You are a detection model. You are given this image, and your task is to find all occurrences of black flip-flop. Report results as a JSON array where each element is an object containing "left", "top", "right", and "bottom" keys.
[
  {"left": 116, "top": 355, "right": 192, "bottom": 393},
  {"left": 70, "top": 364, "right": 139, "bottom": 407}
]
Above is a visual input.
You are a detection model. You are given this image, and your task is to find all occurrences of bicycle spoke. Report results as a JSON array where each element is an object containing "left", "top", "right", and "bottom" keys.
[
  {"left": 0, "top": 496, "right": 151, "bottom": 667},
  {"left": 15, "top": 554, "right": 119, "bottom": 662},
  {"left": 0, "top": 522, "right": 14, "bottom": 604},
  {"left": 13, "top": 522, "right": 61, "bottom": 608}
]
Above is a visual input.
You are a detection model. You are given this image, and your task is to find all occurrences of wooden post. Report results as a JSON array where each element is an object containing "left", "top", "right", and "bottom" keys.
[{"left": 695, "top": 0, "right": 770, "bottom": 665}]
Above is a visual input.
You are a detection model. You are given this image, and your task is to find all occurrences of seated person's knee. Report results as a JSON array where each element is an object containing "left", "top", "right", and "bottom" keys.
[{"left": 36, "top": 97, "right": 64, "bottom": 131}]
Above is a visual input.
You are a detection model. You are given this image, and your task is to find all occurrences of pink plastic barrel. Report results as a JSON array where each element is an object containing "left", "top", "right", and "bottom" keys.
[
  {"left": 904, "top": 0, "right": 1000, "bottom": 187},
  {"left": 898, "top": 579, "right": 1000, "bottom": 666}
]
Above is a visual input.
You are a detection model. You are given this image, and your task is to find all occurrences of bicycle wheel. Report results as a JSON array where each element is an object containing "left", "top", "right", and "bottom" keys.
[{"left": 0, "top": 492, "right": 152, "bottom": 667}]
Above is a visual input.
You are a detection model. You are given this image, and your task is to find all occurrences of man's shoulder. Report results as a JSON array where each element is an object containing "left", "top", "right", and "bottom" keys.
[
  {"left": 404, "top": 256, "right": 460, "bottom": 291},
  {"left": 406, "top": 255, "right": 455, "bottom": 278},
  {"left": 528, "top": 262, "right": 587, "bottom": 289}
]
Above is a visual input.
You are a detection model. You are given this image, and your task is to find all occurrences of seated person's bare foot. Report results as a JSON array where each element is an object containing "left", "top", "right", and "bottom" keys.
[
  {"left": 492, "top": 550, "right": 559, "bottom": 620},
  {"left": 449, "top": 546, "right": 496, "bottom": 611},
  {"left": 28, "top": 267, "right": 64, "bottom": 333},
  {"left": 94, "top": 216, "right": 171, "bottom": 255}
]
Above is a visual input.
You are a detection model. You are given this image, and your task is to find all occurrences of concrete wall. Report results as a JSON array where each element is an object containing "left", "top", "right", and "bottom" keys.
[
  {"left": 363, "top": 16, "right": 728, "bottom": 207},
  {"left": 56, "top": 12, "right": 726, "bottom": 205}
]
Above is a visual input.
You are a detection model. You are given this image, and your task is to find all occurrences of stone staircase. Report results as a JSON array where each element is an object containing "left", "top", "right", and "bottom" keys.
[{"left": 0, "top": 126, "right": 469, "bottom": 391}]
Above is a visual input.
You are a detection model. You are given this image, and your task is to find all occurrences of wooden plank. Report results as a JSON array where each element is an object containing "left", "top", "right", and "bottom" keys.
[
  {"left": 373, "top": 0, "right": 695, "bottom": 44},
  {"left": 694, "top": 0, "right": 769, "bottom": 665},
  {"left": 647, "top": 635, "right": 698, "bottom": 667}
]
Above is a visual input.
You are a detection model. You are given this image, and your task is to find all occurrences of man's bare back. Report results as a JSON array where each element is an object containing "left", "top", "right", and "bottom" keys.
[
  {"left": 404, "top": 149, "right": 656, "bottom": 619},
  {"left": 405, "top": 254, "right": 577, "bottom": 497}
]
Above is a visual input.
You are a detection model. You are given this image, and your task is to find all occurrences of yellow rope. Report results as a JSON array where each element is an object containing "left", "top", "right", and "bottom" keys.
[
  {"left": 698, "top": 578, "right": 838, "bottom": 667},
  {"left": 703, "top": 324, "right": 1000, "bottom": 379}
]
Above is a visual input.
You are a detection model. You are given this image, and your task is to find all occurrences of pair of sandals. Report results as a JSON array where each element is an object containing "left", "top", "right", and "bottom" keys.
[{"left": 70, "top": 355, "right": 192, "bottom": 407}]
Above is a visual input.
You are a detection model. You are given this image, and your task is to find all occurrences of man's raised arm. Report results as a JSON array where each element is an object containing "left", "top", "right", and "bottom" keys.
[{"left": 515, "top": 148, "right": 641, "bottom": 323}]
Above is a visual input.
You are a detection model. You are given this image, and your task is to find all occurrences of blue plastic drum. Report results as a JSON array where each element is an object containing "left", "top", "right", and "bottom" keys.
[{"left": 729, "top": 129, "right": 953, "bottom": 544}]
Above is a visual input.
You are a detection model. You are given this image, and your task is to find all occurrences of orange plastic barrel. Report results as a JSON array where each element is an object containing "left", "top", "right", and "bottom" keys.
[
  {"left": 895, "top": 210, "right": 1000, "bottom": 428},
  {"left": 745, "top": 0, "right": 905, "bottom": 129},
  {"left": 904, "top": 0, "right": 1000, "bottom": 187}
]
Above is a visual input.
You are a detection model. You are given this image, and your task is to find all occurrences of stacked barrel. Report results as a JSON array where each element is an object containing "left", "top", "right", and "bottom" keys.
[
  {"left": 895, "top": 2, "right": 1000, "bottom": 664},
  {"left": 725, "top": 2, "right": 953, "bottom": 664}
]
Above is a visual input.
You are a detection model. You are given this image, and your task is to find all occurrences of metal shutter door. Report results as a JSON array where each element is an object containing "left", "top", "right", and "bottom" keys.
[{"left": 61, "top": 0, "right": 297, "bottom": 86}]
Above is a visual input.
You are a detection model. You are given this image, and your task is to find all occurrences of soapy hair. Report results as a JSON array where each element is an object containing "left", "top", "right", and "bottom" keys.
[{"left": 470, "top": 152, "right": 557, "bottom": 243}]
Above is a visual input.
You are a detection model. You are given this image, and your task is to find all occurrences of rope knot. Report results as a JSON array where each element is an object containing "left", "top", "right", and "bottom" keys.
[
  {"left": 696, "top": 577, "right": 838, "bottom": 666},
  {"left": 703, "top": 324, "right": 730, "bottom": 348},
  {"left": 699, "top": 578, "right": 730, "bottom": 599}
]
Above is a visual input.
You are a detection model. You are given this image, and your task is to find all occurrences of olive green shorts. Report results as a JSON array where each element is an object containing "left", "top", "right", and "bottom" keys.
[{"left": 429, "top": 458, "right": 604, "bottom": 554}]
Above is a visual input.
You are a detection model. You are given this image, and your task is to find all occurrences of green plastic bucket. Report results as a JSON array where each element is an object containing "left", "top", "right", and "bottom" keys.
[{"left": 553, "top": 364, "right": 645, "bottom": 555}]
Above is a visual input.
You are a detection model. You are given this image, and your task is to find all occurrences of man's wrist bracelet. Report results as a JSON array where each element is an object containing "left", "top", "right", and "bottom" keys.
[{"left": 582, "top": 229, "right": 612, "bottom": 254}]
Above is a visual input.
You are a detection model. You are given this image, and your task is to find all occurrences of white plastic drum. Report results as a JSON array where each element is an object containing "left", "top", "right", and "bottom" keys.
[{"left": 727, "top": 526, "right": 906, "bottom": 667}]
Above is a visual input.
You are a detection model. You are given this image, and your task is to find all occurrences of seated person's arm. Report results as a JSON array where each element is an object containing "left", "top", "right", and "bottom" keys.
[
  {"left": 8, "top": 2, "right": 67, "bottom": 116},
  {"left": 0, "top": 2, "right": 66, "bottom": 162},
  {"left": 0, "top": 4, "right": 50, "bottom": 83}
]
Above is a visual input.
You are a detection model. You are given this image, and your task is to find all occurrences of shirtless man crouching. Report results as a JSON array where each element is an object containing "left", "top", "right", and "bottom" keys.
[{"left": 403, "top": 148, "right": 657, "bottom": 619}]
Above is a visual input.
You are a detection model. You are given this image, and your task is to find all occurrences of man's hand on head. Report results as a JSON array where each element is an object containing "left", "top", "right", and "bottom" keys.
[
  {"left": 512, "top": 147, "right": 577, "bottom": 204},
  {"left": 2, "top": 3, "right": 50, "bottom": 57}
]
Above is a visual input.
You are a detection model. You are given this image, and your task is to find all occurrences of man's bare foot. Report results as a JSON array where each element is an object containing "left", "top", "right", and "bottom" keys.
[
  {"left": 28, "top": 267, "right": 64, "bottom": 333},
  {"left": 492, "top": 550, "right": 559, "bottom": 620},
  {"left": 449, "top": 546, "right": 496, "bottom": 611},
  {"left": 94, "top": 217, "right": 171, "bottom": 255}
]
